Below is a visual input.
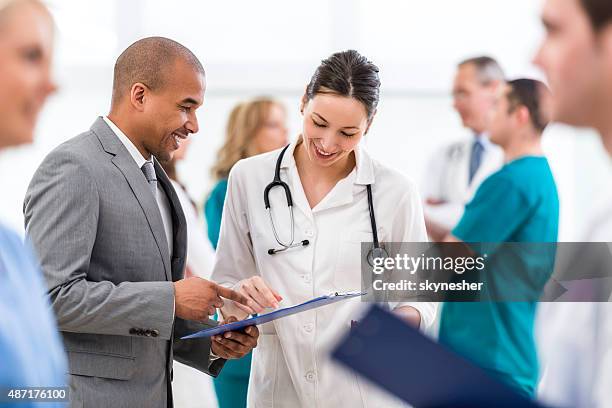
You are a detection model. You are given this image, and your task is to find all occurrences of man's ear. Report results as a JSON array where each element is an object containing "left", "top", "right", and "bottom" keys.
[
  {"left": 516, "top": 105, "right": 531, "bottom": 127},
  {"left": 130, "top": 83, "right": 148, "bottom": 112}
]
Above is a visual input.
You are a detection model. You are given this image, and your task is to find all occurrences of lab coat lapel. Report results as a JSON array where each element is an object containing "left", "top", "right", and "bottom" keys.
[
  {"left": 311, "top": 145, "right": 375, "bottom": 213},
  {"left": 311, "top": 171, "right": 356, "bottom": 213},
  {"left": 287, "top": 165, "right": 315, "bottom": 221}
]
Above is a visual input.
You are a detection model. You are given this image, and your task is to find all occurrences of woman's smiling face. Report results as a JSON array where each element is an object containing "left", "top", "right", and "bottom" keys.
[{"left": 300, "top": 92, "right": 371, "bottom": 168}]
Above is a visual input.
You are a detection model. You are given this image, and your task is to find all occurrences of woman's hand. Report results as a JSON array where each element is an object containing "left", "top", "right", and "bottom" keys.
[
  {"left": 234, "top": 276, "right": 283, "bottom": 314},
  {"left": 394, "top": 305, "right": 421, "bottom": 329}
]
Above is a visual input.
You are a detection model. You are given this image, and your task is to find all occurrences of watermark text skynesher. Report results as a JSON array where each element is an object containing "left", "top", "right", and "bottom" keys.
[
  {"left": 360, "top": 242, "right": 612, "bottom": 302},
  {"left": 373, "top": 279, "right": 483, "bottom": 292}
]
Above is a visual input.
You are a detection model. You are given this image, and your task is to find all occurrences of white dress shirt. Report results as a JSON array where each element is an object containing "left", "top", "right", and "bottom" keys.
[
  {"left": 421, "top": 134, "right": 503, "bottom": 230},
  {"left": 103, "top": 116, "right": 173, "bottom": 257},
  {"left": 211, "top": 137, "right": 436, "bottom": 407}
]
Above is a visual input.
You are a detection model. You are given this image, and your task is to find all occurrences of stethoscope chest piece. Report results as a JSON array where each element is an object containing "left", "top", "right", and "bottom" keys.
[{"left": 367, "top": 245, "right": 389, "bottom": 267}]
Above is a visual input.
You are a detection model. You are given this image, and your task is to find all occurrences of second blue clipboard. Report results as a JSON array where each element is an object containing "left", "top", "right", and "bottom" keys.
[{"left": 181, "top": 291, "right": 365, "bottom": 339}]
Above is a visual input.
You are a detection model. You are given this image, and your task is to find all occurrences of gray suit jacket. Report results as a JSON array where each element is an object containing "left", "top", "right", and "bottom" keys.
[{"left": 24, "top": 117, "right": 225, "bottom": 408}]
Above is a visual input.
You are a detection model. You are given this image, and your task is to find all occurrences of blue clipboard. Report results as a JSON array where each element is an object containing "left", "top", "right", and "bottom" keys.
[
  {"left": 331, "top": 305, "right": 550, "bottom": 408},
  {"left": 181, "top": 291, "right": 365, "bottom": 339}
]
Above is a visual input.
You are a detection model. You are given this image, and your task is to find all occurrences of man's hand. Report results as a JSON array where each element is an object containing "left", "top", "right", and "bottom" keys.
[
  {"left": 394, "top": 305, "right": 421, "bottom": 329},
  {"left": 211, "top": 316, "right": 259, "bottom": 359},
  {"left": 174, "top": 277, "right": 253, "bottom": 321}
]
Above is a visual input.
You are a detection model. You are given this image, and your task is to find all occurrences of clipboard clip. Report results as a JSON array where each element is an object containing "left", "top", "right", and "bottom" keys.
[{"left": 331, "top": 291, "right": 368, "bottom": 297}]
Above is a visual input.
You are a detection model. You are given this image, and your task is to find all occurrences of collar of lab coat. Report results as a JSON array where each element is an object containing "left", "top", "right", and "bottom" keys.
[{"left": 278, "top": 136, "right": 375, "bottom": 186}]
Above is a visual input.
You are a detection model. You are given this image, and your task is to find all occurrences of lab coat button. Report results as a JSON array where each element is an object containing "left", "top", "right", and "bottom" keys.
[
  {"left": 304, "top": 323, "right": 313, "bottom": 333},
  {"left": 305, "top": 371, "right": 316, "bottom": 382},
  {"left": 303, "top": 274, "right": 312, "bottom": 283},
  {"left": 304, "top": 229, "right": 314, "bottom": 237}
]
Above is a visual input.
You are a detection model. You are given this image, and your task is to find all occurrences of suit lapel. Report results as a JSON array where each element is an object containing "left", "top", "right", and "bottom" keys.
[{"left": 91, "top": 117, "right": 172, "bottom": 281}]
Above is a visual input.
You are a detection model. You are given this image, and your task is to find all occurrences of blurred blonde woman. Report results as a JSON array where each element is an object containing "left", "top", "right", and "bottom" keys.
[
  {"left": 205, "top": 98, "right": 288, "bottom": 408},
  {"left": 0, "top": 0, "right": 67, "bottom": 403}
]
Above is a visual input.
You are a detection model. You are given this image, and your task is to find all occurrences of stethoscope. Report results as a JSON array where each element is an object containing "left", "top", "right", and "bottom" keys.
[{"left": 264, "top": 144, "right": 389, "bottom": 266}]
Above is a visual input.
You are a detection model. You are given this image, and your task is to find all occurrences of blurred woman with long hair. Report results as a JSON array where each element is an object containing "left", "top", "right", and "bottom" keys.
[{"left": 205, "top": 97, "right": 288, "bottom": 408}]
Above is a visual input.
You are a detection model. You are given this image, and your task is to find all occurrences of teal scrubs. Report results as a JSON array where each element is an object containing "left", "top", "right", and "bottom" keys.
[
  {"left": 205, "top": 178, "right": 252, "bottom": 408},
  {"left": 439, "top": 156, "right": 559, "bottom": 396}
]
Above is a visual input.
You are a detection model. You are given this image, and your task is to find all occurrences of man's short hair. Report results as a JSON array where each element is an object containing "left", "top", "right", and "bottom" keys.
[
  {"left": 580, "top": 0, "right": 612, "bottom": 31},
  {"left": 111, "top": 36, "right": 205, "bottom": 105},
  {"left": 458, "top": 56, "right": 505, "bottom": 86},
  {"left": 506, "top": 79, "right": 552, "bottom": 133}
]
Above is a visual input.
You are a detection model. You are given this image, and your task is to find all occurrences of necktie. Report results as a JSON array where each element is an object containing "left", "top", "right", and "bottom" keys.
[
  {"left": 141, "top": 161, "right": 158, "bottom": 199},
  {"left": 468, "top": 139, "right": 484, "bottom": 184}
]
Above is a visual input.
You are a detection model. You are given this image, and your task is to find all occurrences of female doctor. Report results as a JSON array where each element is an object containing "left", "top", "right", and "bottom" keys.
[{"left": 211, "top": 50, "right": 436, "bottom": 407}]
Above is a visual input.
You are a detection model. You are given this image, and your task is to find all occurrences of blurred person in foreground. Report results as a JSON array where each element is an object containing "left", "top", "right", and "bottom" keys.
[
  {"left": 424, "top": 56, "right": 505, "bottom": 241},
  {"left": 440, "top": 79, "right": 558, "bottom": 397},
  {"left": 0, "top": 0, "right": 67, "bottom": 406},
  {"left": 534, "top": 0, "right": 612, "bottom": 406},
  {"left": 23, "top": 36, "right": 257, "bottom": 407},
  {"left": 205, "top": 97, "right": 288, "bottom": 408}
]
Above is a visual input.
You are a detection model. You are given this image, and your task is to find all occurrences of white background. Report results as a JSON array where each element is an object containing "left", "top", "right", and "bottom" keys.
[{"left": 1, "top": 0, "right": 610, "bottom": 240}]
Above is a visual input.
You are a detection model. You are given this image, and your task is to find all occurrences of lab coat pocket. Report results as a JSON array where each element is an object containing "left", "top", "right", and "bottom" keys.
[
  {"left": 333, "top": 231, "right": 375, "bottom": 292},
  {"left": 248, "top": 333, "right": 279, "bottom": 407}
]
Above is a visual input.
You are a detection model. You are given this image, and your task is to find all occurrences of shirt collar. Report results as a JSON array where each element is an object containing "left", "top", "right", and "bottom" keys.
[
  {"left": 279, "top": 135, "right": 375, "bottom": 185},
  {"left": 103, "top": 116, "right": 150, "bottom": 168},
  {"left": 475, "top": 132, "right": 494, "bottom": 150}
]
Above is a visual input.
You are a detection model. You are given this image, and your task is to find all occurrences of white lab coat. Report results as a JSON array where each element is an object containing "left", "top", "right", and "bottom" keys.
[
  {"left": 421, "top": 135, "right": 503, "bottom": 229},
  {"left": 211, "top": 138, "right": 437, "bottom": 408},
  {"left": 536, "top": 185, "right": 612, "bottom": 408}
]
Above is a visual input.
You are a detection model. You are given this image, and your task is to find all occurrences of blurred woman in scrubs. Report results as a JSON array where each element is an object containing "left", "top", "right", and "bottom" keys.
[
  {"left": 205, "top": 98, "right": 288, "bottom": 408},
  {"left": 211, "top": 50, "right": 436, "bottom": 407}
]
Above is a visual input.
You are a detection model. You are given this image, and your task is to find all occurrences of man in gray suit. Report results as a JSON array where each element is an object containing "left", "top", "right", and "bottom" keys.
[{"left": 24, "top": 37, "right": 259, "bottom": 407}]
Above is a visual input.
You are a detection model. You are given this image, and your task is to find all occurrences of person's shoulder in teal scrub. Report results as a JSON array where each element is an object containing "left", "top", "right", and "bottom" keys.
[
  {"left": 205, "top": 178, "right": 228, "bottom": 250},
  {"left": 439, "top": 156, "right": 559, "bottom": 396},
  {"left": 205, "top": 178, "right": 252, "bottom": 408}
]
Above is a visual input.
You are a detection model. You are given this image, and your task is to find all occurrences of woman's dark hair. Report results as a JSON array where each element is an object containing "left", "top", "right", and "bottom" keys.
[
  {"left": 305, "top": 50, "right": 380, "bottom": 119},
  {"left": 580, "top": 0, "right": 612, "bottom": 31}
]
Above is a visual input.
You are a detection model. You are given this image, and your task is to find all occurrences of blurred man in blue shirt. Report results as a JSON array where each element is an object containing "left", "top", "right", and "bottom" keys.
[
  {"left": 0, "top": 1, "right": 67, "bottom": 406},
  {"left": 440, "top": 79, "right": 559, "bottom": 396}
]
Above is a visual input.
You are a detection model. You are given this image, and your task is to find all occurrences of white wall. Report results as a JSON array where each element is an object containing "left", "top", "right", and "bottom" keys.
[{"left": 1, "top": 0, "right": 610, "bottom": 240}]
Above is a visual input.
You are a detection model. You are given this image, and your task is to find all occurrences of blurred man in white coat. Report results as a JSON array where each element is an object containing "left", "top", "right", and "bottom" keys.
[{"left": 424, "top": 56, "right": 505, "bottom": 241}]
